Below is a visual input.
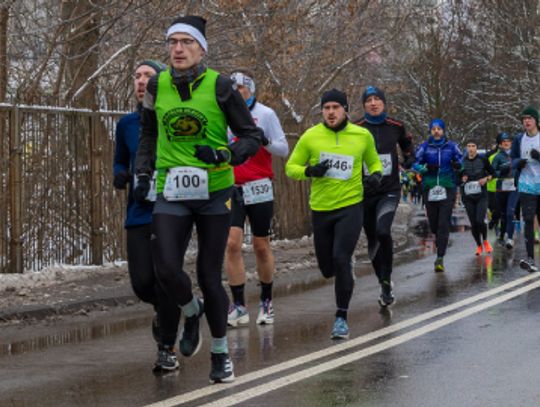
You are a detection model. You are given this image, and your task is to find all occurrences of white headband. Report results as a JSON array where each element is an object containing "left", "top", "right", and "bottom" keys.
[
  {"left": 166, "top": 23, "right": 207, "bottom": 52},
  {"left": 231, "top": 72, "right": 256, "bottom": 94}
]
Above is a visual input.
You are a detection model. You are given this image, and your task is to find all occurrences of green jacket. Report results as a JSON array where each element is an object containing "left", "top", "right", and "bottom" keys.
[{"left": 285, "top": 121, "right": 382, "bottom": 211}]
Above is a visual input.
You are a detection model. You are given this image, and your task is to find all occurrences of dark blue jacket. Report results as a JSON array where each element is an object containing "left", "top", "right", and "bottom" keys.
[
  {"left": 413, "top": 136, "right": 462, "bottom": 190},
  {"left": 114, "top": 110, "right": 153, "bottom": 228}
]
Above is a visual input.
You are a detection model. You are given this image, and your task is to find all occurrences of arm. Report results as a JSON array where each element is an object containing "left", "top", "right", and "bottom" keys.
[
  {"left": 135, "top": 75, "right": 159, "bottom": 177},
  {"left": 263, "top": 109, "right": 289, "bottom": 157},
  {"left": 363, "top": 132, "right": 383, "bottom": 175},
  {"left": 113, "top": 118, "right": 130, "bottom": 175},
  {"left": 285, "top": 135, "right": 310, "bottom": 180},
  {"left": 412, "top": 143, "right": 427, "bottom": 173},
  {"left": 398, "top": 127, "right": 415, "bottom": 168},
  {"left": 216, "top": 75, "right": 262, "bottom": 165}
]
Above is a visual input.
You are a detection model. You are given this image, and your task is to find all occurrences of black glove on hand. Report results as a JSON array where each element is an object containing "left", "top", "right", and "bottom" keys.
[
  {"left": 305, "top": 159, "right": 329, "bottom": 177},
  {"left": 499, "top": 163, "right": 511, "bottom": 176},
  {"left": 261, "top": 134, "right": 270, "bottom": 147},
  {"left": 451, "top": 161, "right": 462, "bottom": 170},
  {"left": 517, "top": 159, "right": 527, "bottom": 170},
  {"left": 531, "top": 149, "right": 540, "bottom": 160},
  {"left": 133, "top": 174, "right": 150, "bottom": 203},
  {"left": 364, "top": 172, "right": 382, "bottom": 190},
  {"left": 113, "top": 170, "right": 130, "bottom": 190},
  {"left": 194, "top": 145, "right": 230, "bottom": 165},
  {"left": 426, "top": 163, "right": 439, "bottom": 171}
]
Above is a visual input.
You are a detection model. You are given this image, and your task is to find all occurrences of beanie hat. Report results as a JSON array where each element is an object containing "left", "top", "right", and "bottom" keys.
[
  {"left": 521, "top": 106, "right": 539, "bottom": 125},
  {"left": 429, "top": 118, "right": 446, "bottom": 132},
  {"left": 136, "top": 60, "right": 166, "bottom": 74},
  {"left": 166, "top": 16, "right": 207, "bottom": 52},
  {"left": 362, "top": 86, "right": 386, "bottom": 105},
  {"left": 496, "top": 132, "right": 511, "bottom": 144},
  {"left": 321, "top": 89, "right": 348, "bottom": 111},
  {"left": 230, "top": 71, "right": 256, "bottom": 94}
]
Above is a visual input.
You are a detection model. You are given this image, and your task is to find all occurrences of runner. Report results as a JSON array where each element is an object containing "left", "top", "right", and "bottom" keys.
[
  {"left": 113, "top": 60, "right": 182, "bottom": 372},
  {"left": 285, "top": 89, "right": 382, "bottom": 339},
  {"left": 413, "top": 118, "right": 462, "bottom": 272},
  {"left": 511, "top": 106, "right": 540, "bottom": 272},
  {"left": 459, "top": 140, "right": 494, "bottom": 255},
  {"left": 134, "top": 16, "right": 262, "bottom": 383},
  {"left": 491, "top": 133, "right": 519, "bottom": 249},
  {"left": 486, "top": 139, "right": 501, "bottom": 235},
  {"left": 355, "top": 86, "right": 415, "bottom": 307},
  {"left": 225, "top": 70, "right": 289, "bottom": 327}
]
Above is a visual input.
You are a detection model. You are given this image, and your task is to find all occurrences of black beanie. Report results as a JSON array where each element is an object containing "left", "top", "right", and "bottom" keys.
[
  {"left": 321, "top": 89, "right": 348, "bottom": 111},
  {"left": 136, "top": 60, "right": 166, "bottom": 74}
]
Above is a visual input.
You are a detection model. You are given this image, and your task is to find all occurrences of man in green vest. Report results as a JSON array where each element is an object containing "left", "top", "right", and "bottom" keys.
[{"left": 134, "top": 15, "right": 262, "bottom": 383}]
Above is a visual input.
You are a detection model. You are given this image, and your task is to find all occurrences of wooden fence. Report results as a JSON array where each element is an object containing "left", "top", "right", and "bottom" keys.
[{"left": 1, "top": 104, "right": 311, "bottom": 273}]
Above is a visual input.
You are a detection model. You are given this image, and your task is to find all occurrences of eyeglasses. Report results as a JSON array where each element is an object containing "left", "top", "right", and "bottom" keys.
[{"left": 166, "top": 38, "right": 196, "bottom": 48}]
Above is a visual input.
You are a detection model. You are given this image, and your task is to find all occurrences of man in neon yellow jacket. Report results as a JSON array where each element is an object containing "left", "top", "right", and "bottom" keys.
[{"left": 285, "top": 89, "right": 382, "bottom": 339}]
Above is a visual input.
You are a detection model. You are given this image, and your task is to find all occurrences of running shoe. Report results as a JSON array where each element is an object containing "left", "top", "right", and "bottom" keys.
[
  {"left": 483, "top": 240, "right": 493, "bottom": 254},
  {"left": 256, "top": 299, "right": 275, "bottom": 325},
  {"left": 475, "top": 245, "right": 483, "bottom": 256},
  {"left": 153, "top": 347, "right": 179, "bottom": 371},
  {"left": 331, "top": 317, "right": 349, "bottom": 339},
  {"left": 519, "top": 257, "right": 539, "bottom": 273},
  {"left": 152, "top": 314, "right": 160, "bottom": 344},
  {"left": 496, "top": 238, "right": 505, "bottom": 248},
  {"left": 227, "top": 304, "right": 250, "bottom": 327},
  {"left": 209, "top": 352, "right": 235, "bottom": 383},
  {"left": 378, "top": 281, "right": 395, "bottom": 307},
  {"left": 179, "top": 298, "right": 204, "bottom": 357},
  {"left": 434, "top": 257, "right": 445, "bottom": 272},
  {"left": 505, "top": 238, "right": 514, "bottom": 249}
]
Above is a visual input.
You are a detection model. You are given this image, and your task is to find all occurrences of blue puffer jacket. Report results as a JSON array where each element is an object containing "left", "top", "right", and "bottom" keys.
[
  {"left": 413, "top": 136, "right": 463, "bottom": 190},
  {"left": 114, "top": 110, "right": 153, "bottom": 229}
]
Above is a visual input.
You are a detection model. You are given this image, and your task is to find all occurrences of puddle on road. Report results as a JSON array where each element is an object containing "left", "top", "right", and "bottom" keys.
[{"left": 0, "top": 316, "right": 150, "bottom": 357}]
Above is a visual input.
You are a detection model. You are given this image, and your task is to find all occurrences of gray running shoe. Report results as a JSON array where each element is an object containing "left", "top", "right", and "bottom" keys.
[
  {"left": 153, "top": 347, "right": 179, "bottom": 371},
  {"left": 519, "top": 257, "right": 538, "bottom": 273}
]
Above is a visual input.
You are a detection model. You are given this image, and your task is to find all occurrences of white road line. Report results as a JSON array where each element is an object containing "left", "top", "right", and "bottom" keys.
[
  {"left": 144, "top": 273, "right": 540, "bottom": 407},
  {"left": 201, "top": 278, "right": 540, "bottom": 407}
]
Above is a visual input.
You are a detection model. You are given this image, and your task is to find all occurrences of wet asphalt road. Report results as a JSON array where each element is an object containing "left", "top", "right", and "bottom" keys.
[{"left": 2, "top": 227, "right": 540, "bottom": 406}]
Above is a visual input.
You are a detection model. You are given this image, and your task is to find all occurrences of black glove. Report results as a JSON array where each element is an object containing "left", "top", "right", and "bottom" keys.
[
  {"left": 261, "top": 134, "right": 270, "bottom": 147},
  {"left": 113, "top": 170, "right": 130, "bottom": 190},
  {"left": 133, "top": 174, "right": 150, "bottom": 203},
  {"left": 194, "top": 145, "right": 230, "bottom": 165},
  {"left": 305, "top": 159, "right": 329, "bottom": 177},
  {"left": 517, "top": 159, "right": 527, "bottom": 170},
  {"left": 426, "top": 163, "right": 439, "bottom": 171},
  {"left": 531, "top": 149, "right": 540, "bottom": 160},
  {"left": 364, "top": 172, "right": 382, "bottom": 190},
  {"left": 499, "top": 163, "right": 511, "bottom": 176},
  {"left": 402, "top": 155, "right": 415, "bottom": 169},
  {"left": 451, "top": 161, "right": 462, "bottom": 170}
]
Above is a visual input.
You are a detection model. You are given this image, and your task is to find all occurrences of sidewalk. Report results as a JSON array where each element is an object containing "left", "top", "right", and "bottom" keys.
[{"left": 0, "top": 203, "right": 415, "bottom": 324}]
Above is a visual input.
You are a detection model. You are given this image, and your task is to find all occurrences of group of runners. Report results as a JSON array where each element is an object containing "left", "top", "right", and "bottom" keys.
[{"left": 112, "top": 15, "right": 540, "bottom": 383}]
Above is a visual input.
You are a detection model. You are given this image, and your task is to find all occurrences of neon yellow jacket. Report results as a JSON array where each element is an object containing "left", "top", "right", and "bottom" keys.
[{"left": 286, "top": 121, "right": 382, "bottom": 211}]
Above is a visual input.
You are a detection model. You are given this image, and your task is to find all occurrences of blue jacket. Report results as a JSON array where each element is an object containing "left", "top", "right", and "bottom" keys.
[
  {"left": 413, "top": 136, "right": 462, "bottom": 190},
  {"left": 114, "top": 110, "right": 153, "bottom": 228}
]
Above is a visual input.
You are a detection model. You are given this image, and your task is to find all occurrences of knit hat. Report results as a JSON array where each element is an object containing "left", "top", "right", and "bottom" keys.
[
  {"left": 521, "top": 106, "right": 539, "bottom": 125},
  {"left": 429, "top": 118, "right": 446, "bottom": 131},
  {"left": 166, "top": 16, "right": 207, "bottom": 52},
  {"left": 497, "top": 132, "right": 511, "bottom": 144},
  {"left": 362, "top": 86, "right": 386, "bottom": 105},
  {"left": 136, "top": 60, "right": 166, "bottom": 74},
  {"left": 321, "top": 89, "right": 348, "bottom": 111},
  {"left": 230, "top": 71, "right": 256, "bottom": 94}
]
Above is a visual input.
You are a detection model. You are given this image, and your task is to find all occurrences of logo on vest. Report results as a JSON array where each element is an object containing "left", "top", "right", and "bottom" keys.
[{"left": 163, "top": 107, "right": 208, "bottom": 141}]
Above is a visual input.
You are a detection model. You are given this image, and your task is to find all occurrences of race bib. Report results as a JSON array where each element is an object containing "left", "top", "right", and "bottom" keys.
[
  {"left": 163, "top": 166, "right": 209, "bottom": 201},
  {"left": 379, "top": 153, "right": 392, "bottom": 176},
  {"left": 464, "top": 181, "right": 482, "bottom": 195},
  {"left": 320, "top": 152, "right": 354, "bottom": 180},
  {"left": 242, "top": 178, "right": 274, "bottom": 205},
  {"left": 134, "top": 170, "right": 157, "bottom": 202},
  {"left": 501, "top": 178, "right": 516, "bottom": 191},
  {"left": 428, "top": 185, "right": 447, "bottom": 202}
]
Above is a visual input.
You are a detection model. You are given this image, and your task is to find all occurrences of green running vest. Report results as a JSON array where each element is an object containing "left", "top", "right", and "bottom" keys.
[{"left": 154, "top": 68, "right": 232, "bottom": 193}]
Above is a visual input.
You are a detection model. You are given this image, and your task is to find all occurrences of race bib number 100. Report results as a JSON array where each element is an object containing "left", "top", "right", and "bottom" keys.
[
  {"left": 163, "top": 166, "right": 209, "bottom": 201},
  {"left": 319, "top": 152, "right": 354, "bottom": 180}
]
